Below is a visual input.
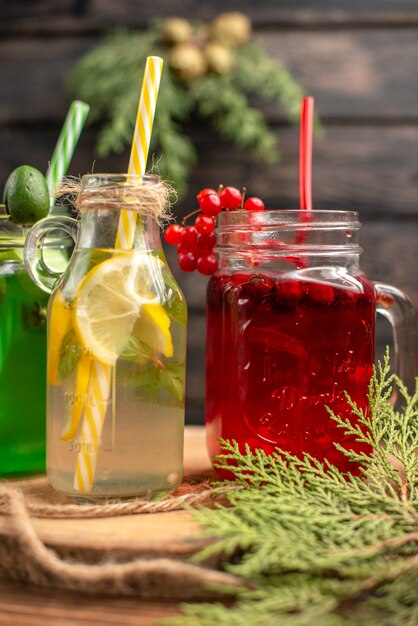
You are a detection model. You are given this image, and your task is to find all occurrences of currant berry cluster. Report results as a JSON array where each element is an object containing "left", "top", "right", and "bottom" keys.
[{"left": 164, "top": 185, "right": 265, "bottom": 275}]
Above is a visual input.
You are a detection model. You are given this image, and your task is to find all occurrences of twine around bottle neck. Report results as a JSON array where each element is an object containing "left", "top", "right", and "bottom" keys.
[{"left": 56, "top": 177, "right": 174, "bottom": 226}]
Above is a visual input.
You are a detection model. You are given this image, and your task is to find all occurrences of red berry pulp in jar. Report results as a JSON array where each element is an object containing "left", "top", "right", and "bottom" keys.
[{"left": 206, "top": 272, "right": 376, "bottom": 475}]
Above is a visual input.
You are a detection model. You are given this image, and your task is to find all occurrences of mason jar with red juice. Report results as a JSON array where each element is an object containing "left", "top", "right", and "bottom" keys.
[{"left": 206, "top": 210, "right": 416, "bottom": 474}]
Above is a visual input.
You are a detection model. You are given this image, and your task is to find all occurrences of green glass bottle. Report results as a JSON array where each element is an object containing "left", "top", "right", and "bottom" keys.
[{"left": 0, "top": 215, "right": 48, "bottom": 474}]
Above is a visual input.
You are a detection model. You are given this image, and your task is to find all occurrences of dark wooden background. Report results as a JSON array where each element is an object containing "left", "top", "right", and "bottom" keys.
[{"left": 1, "top": 0, "right": 417, "bottom": 424}]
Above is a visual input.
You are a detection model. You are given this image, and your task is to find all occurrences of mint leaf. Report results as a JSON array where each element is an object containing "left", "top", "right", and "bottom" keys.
[
  {"left": 160, "top": 361, "right": 185, "bottom": 403},
  {"left": 134, "top": 366, "right": 160, "bottom": 402},
  {"left": 118, "top": 337, "right": 186, "bottom": 405},
  {"left": 120, "top": 336, "right": 154, "bottom": 364},
  {"left": 135, "top": 366, "right": 160, "bottom": 387},
  {"left": 58, "top": 330, "right": 81, "bottom": 380},
  {"left": 137, "top": 384, "right": 160, "bottom": 403}
]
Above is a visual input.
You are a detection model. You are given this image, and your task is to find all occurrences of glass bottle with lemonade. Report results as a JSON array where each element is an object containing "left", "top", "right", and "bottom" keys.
[{"left": 25, "top": 174, "right": 187, "bottom": 498}]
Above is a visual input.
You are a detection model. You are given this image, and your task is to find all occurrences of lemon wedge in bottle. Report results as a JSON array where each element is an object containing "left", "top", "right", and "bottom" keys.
[
  {"left": 47, "top": 289, "right": 73, "bottom": 385},
  {"left": 133, "top": 303, "right": 173, "bottom": 357}
]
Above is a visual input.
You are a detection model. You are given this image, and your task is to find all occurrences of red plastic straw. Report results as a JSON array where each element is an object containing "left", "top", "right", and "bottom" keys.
[{"left": 299, "top": 97, "right": 314, "bottom": 211}]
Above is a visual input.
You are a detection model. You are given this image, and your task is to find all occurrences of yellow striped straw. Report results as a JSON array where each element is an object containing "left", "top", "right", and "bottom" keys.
[
  {"left": 73, "top": 56, "right": 164, "bottom": 494},
  {"left": 73, "top": 361, "right": 112, "bottom": 493},
  {"left": 116, "top": 56, "right": 163, "bottom": 248}
]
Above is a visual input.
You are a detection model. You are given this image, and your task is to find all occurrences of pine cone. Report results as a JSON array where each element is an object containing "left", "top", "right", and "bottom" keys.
[
  {"left": 161, "top": 18, "right": 193, "bottom": 45},
  {"left": 205, "top": 43, "right": 234, "bottom": 75},
  {"left": 169, "top": 44, "right": 207, "bottom": 80},
  {"left": 210, "top": 12, "right": 252, "bottom": 48}
]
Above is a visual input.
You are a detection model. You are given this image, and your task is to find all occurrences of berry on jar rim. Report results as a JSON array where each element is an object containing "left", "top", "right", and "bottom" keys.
[
  {"left": 244, "top": 197, "right": 265, "bottom": 211},
  {"left": 219, "top": 186, "right": 242, "bottom": 210}
]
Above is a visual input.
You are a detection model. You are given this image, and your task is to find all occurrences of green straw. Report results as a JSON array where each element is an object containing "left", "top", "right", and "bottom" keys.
[{"left": 45, "top": 100, "right": 90, "bottom": 208}]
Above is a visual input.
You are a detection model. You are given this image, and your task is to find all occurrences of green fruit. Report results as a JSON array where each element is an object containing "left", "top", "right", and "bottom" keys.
[{"left": 3, "top": 165, "right": 50, "bottom": 225}]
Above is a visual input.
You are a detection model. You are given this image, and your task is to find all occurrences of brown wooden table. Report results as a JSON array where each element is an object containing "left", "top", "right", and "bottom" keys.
[{"left": 0, "top": 581, "right": 180, "bottom": 626}]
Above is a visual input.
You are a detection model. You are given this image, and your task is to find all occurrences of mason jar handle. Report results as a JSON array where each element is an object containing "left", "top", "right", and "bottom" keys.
[
  {"left": 374, "top": 282, "right": 417, "bottom": 394},
  {"left": 24, "top": 215, "right": 78, "bottom": 294}
]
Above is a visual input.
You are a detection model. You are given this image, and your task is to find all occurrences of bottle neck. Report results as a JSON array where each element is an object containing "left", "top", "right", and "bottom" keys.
[
  {"left": 76, "top": 173, "right": 168, "bottom": 252},
  {"left": 77, "top": 210, "right": 162, "bottom": 252}
]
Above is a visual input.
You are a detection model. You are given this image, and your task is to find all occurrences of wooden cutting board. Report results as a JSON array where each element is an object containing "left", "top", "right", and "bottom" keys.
[
  {"left": 0, "top": 427, "right": 215, "bottom": 559},
  {"left": 0, "top": 427, "right": 240, "bottom": 601}
]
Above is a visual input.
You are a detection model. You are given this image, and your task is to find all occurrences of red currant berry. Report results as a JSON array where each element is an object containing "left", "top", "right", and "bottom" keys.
[
  {"left": 244, "top": 197, "right": 265, "bottom": 211},
  {"left": 164, "top": 224, "right": 183, "bottom": 245},
  {"left": 197, "top": 253, "right": 218, "bottom": 275},
  {"left": 199, "top": 193, "right": 222, "bottom": 217},
  {"left": 197, "top": 231, "right": 216, "bottom": 250},
  {"left": 219, "top": 186, "right": 242, "bottom": 210},
  {"left": 306, "top": 283, "right": 335, "bottom": 305},
  {"left": 334, "top": 287, "right": 358, "bottom": 308},
  {"left": 181, "top": 225, "right": 198, "bottom": 247},
  {"left": 197, "top": 188, "right": 216, "bottom": 203},
  {"left": 178, "top": 252, "right": 197, "bottom": 272},
  {"left": 242, "top": 275, "right": 274, "bottom": 300},
  {"left": 195, "top": 214, "right": 215, "bottom": 235},
  {"left": 177, "top": 240, "right": 189, "bottom": 254},
  {"left": 274, "top": 279, "right": 302, "bottom": 311}
]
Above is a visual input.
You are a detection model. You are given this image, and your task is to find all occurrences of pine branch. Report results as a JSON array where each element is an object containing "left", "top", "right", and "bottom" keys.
[
  {"left": 67, "top": 32, "right": 196, "bottom": 193},
  {"left": 147, "top": 74, "right": 197, "bottom": 197},
  {"left": 95, "top": 90, "right": 138, "bottom": 156},
  {"left": 190, "top": 76, "right": 278, "bottom": 163},
  {"left": 234, "top": 42, "right": 322, "bottom": 132},
  {"left": 68, "top": 26, "right": 308, "bottom": 196},
  {"left": 68, "top": 29, "right": 159, "bottom": 126},
  {"left": 164, "top": 351, "right": 418, "bottom": 626},
  {"left": 234, "top": 42, "right": 304, "bottom": 122}
]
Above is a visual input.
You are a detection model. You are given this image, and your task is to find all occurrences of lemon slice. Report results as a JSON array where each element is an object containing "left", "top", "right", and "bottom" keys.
[
  {"left": 47, "top": 289, "right": 73, "bottom": 385},
  {"left": 134, "top": 303, "right": 173, "bottom": 358},
  {"left": 73, "top": 253, "right": 170, "bottom": 365}
]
